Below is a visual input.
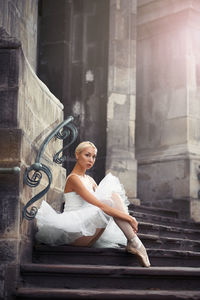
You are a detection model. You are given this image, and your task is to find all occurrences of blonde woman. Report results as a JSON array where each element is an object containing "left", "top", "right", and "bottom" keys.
[{"left": 36, "top": 141, "right": 150, "bottom": 267}]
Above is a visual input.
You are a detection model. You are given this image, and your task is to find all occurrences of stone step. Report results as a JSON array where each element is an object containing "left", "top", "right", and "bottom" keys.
[
  {"left": 139, "top": 221, "right": 200, "bottom": 240},
  {"left": 33, "top": 245, "right": 200, "bottom": 267},
  {"left": 15, "top": 287, "right": 200, "bottom": 300},
  {"left": 131, "top": 211, "right": 200, "bottom": 230},
  {"left": 138, "top": 233, "right": 200, "bottom": 252},
  {"left": 129, "top": 204, "right": 179, "bottom": 219},
  {"left": 147, "top": 248, "right": 200, "bottom": 268},
  {"left": 20, "top": 264, "right": 200, "bottom": 290}
]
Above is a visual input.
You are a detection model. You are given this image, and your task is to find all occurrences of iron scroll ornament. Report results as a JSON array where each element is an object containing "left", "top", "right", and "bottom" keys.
[{"left": 23, "top": 116, "right": 78, "bottom": 220}]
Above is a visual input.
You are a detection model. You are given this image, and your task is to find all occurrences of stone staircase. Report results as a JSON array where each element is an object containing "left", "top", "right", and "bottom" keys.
[{"left": 16, "top": 204, "right": 200, "bottom": 299}]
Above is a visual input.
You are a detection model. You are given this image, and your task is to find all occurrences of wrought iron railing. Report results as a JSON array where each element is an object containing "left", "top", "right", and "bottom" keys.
[
  {"left": 23, "top": 116, "right": 78, "bottom": 220},
  {"left": 0, "top": 167, "right": 20, "bottom": 174}
]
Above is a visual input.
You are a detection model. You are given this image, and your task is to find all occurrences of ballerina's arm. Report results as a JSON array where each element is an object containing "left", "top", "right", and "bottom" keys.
[{"left": 66, "top": 175, "right": 138, "bottom": 233}]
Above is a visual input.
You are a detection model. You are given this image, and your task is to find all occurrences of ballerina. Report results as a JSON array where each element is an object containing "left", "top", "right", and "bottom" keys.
[{"left": 36, "top": 141, "right": 150, "bottom": 267}]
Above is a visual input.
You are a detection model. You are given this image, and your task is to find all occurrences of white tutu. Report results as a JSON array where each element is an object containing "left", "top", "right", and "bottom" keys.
[{"left": 35, "top": 173, "right": 130, "bottom": 248}]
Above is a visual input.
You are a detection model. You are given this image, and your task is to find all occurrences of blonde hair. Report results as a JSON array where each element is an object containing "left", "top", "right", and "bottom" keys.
[{"left": 75, "top": 141, "right": 97, "bottom": 155}]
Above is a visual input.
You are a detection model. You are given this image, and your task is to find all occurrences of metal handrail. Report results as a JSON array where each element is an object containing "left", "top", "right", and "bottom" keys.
[
  {"left": 23, "top": 116, "right": 78, "bottom": 220},
  {"left": 0, "top": 167, "right": 20, "bottom": 174}
]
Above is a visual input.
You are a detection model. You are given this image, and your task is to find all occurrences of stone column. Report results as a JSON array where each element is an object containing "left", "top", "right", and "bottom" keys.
[
  {"left": 37, "top": 0, "right": 109, "bottom": 183},
  {"left": 106, "top": 0, "right": 138, "bottom": 203},
  {"left": 136, "top": 0, "right": 200, "bottom": 221}
]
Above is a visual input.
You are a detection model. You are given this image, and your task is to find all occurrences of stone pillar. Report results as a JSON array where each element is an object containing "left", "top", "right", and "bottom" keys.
[
  {"left": 106, "top": 0, "right": 138, "bottom": 203},
  {"left": 37, "top": 0, "right": 109, "bottom": 183},
  {"left": 136, "top": 0, "right": 200, "bottom": 221}
]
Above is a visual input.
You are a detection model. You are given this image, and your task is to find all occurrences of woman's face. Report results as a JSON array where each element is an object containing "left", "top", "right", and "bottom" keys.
[{"left": 76, "top": 146, "right": 97, "bottom": 170}]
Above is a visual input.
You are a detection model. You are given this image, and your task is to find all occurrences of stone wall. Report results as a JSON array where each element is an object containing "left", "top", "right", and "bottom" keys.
[
  {"left": 0, "top": 28, "right": 65, "bottom": 299},
  {"left": 0, "top": 0, "right": 38, "bottom": 70},
  {"left": 106, "top": 0, "right": 138, "bottom": 203},
  {"left": 136, "top": 0, "right": 200, "bottom": 221}
]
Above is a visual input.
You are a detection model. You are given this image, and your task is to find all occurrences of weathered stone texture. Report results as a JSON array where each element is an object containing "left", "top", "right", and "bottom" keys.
[
  {"left": 0, "top": 264, "right": 5, "bottom": 299},
  {"left": 0, "top": 50, "right": 19, "bottom": 87},
  {"left": 0, "top": 0, "right": 38, "bottom": 70},
  {"left": 0, "top": 240, "right": 19, "bottom": 264},
  {"left": 0, "top": 40, "right": 19, "bottom": 128},
  {"left": 0, "top": 128, "right": 21, "bottom": 163},
  {"left": 17, "top": 44, "right": 66, "bottom": 270},
  {"left": 190, "top": 199, "right": 200, "bottom": 223},
  {"left": 0, "top": 193, "right": 20, "bottom": 238},
  {"left": 136, "top": 0, "right": 200, "bottom": 219},
  {"left": 0, "top": 89, "right": 18, "bottom": 128},
  {"left": 4, "top": 264, "right": 19, "bottom": 300},
  {"left": 0, "top": 27, "right": 65, "bottom": 299},
  {"left": 18, "top": 49, "right": 64, "bottom": 169},
  {"left": 138, "top": 159, "right": 190, "bottom": 201},
  {"left": 106, "top": 0, "right": 138, "bottom": 201}
]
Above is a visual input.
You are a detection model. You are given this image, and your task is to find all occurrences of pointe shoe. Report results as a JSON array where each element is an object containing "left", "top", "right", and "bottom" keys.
[{"left": 126, "top": 241, "right": 151, "bottom": 268}]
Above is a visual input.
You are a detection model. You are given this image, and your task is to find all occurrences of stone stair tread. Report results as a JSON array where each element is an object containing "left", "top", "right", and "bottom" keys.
[
  {"left": 139, "top": 221, "right": 200, "bottom": 239},
  {"left": 18, "top": 264, "right": 200, "bottom": 292},
  {"left": 15, "top": 287, "right": 200, "bottom": 299},
  {"left": 138, "top": 233, "right": 200, "bottom": 252},
  {"left": 34, "top": 244, "right": 200, "bottom": 257},
  {"left": 131, "top": 211, "right": 200, "bottom": 228},
  {"left": 21, "top": 263, "right": 200, "bottom": 275},
  {"left": 138, "top": 233, "right": 200, "bottom": 244},
  {"left": 133, "top": 211, "right": 197, "bottom": 225},
  {"left": 32, "top": 246, "right": 200, "bottom": 267},
  {"left": 147, "top": 248, "right": 200, "bottom": 257},
  {"left": 129, "top": 204, "right": 179, "bottom": 218},
  {"left": 139, "top": 221, "right": 200, "bottom": 234}
]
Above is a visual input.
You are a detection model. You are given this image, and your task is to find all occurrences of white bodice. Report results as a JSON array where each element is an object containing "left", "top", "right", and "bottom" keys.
[
  {"left": 63, "top": 192, "right": 85, "bottom": 211},
  {"left": 63, "top": 175, "right": 94, "bottom": 212}
]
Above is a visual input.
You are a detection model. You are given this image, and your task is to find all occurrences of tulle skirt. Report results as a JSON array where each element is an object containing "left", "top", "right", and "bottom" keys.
[{"left": 35, "top": 173, "right": 129, "bottom": 248}]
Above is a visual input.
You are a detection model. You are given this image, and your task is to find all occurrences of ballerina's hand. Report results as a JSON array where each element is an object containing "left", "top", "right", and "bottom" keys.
[{"left": 129, "top": 216, "right": 138, "bottom": 233}]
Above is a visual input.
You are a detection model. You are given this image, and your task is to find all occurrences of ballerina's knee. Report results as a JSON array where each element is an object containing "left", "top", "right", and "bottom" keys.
[{"left": 111, "top": 192, "right": 128, "bottom": 212}]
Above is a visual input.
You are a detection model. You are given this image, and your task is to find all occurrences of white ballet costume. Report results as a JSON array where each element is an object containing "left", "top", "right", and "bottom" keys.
[{"left": 35, "top": 173, "right": 130, "bottom": 248}]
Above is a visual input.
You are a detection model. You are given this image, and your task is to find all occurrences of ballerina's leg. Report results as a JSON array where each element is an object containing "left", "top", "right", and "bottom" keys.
[
  {"left": 111, "top": 192, "right": 138, "bottom": 240},
  {"left": 111, "top": 192, "right": 150, "bottom": 267},
  {"left": 71, "top": 228, "right": 105, "bottom": 247}
]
